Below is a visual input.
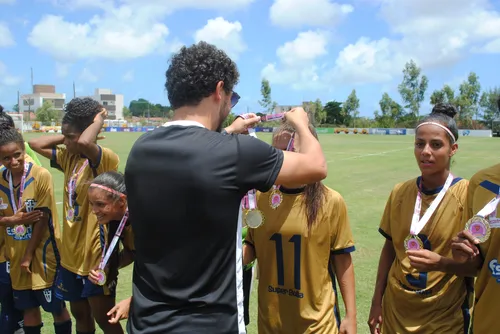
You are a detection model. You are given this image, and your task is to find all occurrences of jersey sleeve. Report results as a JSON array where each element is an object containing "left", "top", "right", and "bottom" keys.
[
  {"left": 236, "top": 135, "right": 284, "bottom": 193},
  {"left": 462, "top": 178, "right": 477, "bottom": 225},
  {"left": 50, "top": 146, "right": 69, "bottom": 172},
  {"left": 24, "top": 142, "right": 42, "bottom": 166},
  {"left": 34, "top": 169, "right": 55, "bottom": 212},
  {"left": 379, "top": 191, "right": 394, "bottom": 240},
  {"left": 90, "top": 146, "right": 120, "bottom": 174},
  {"left": 330, "top": 192, "right": 355, "bottom": 254}
]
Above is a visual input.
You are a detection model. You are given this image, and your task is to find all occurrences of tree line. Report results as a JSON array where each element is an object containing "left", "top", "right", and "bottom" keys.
[{"left": 258, "top": 60, "right": 500, "bottom": 130}]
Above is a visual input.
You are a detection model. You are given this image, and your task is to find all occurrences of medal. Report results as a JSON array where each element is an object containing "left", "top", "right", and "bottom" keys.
[
  {"left": 245, "top": 209, "right": 265, "bottom": 228},
  {"left": 406, "top": 174, "right": 454, "bottom": 250},
  {"left": 96, "top": 210, "right": 129, "bottom": 285},
  {"left": 269, "top": 187, "right": 283, "bottom": 209},
  {"left": 465, "top": 215, "right": 491, "bottom": 243},
  {"left": 13, "top": 225, "right": 26, "bottom": 238},
  {"left": 95, "top": 269, "right": 106, "bottom": 286},
  {"left": 67, "top": 208, "right": 75, "bottom": 221},
  {"left": 404, "top": 235, "right": 423, "bottom": 250}
]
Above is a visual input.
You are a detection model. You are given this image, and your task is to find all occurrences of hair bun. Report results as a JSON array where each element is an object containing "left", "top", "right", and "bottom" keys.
[
  {"left": 431, "top": 103, "right": 457, "bottom": 119},
  {"left": 0, "top": 105, "right": 4, "bottom": 113}
]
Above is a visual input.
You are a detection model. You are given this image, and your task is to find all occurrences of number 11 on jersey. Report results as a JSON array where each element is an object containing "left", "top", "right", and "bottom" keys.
[{"left": 270, "top": 233, "right": 301, "bottom": 290}]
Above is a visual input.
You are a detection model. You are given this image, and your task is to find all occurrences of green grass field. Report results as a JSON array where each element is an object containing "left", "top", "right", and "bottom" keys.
[{"left": 21, "top": 132, "right": 498, "bottom": 334}]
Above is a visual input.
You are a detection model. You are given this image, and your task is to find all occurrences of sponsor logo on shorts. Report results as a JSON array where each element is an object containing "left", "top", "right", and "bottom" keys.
[{"left": 43, "top": 289, "right": 52, "bottom": 303}]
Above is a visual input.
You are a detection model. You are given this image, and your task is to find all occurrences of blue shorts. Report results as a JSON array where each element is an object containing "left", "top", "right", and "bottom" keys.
[
  {"left": 0, "top": 262, "right": 11, "bottom": 285},
  {"left": 55, "top": 267, "right": 116, "bottom": 302},
  {"left": 13, "top": 286, "right": 66, "bottom": 314}
]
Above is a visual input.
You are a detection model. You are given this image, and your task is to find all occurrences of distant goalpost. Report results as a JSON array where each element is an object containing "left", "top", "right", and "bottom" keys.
[{"left": 9, "top": 113, "right": 25, "bottom": 133}]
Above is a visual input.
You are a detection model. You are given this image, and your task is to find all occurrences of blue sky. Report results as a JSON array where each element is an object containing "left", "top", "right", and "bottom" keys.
[{"left": 0, "top": 0, "right": 499, "bottom": 117}]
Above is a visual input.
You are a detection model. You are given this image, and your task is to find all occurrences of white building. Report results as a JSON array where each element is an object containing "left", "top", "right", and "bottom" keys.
[
  {"left": 19, "top": 85, "right": 66, "bottom": 113},
  {"left": 92, "top": 88, "right": 124, "bottom": 120}
]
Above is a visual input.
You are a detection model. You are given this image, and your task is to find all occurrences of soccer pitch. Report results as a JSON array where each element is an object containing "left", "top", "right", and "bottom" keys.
[{"left": 22, "top": 132, "right": 498, "bottom": 334}]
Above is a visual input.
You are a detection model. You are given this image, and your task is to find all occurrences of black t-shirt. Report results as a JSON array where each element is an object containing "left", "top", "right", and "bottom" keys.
[{"left": 125, "top": 123, "right": 283, "bottom": 334}]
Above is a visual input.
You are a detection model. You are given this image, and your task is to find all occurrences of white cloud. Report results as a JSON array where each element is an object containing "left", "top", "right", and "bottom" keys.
[
  {"left": 79, "top": 68, "right": 98, "bottom": 82},
  {"left": 328, "top": 0, "right": 500, "bottom": 85},
  {"left": 0, "top": 22, "right": 14, "bottom": 47},
  {"left": 55, "top": 62, "right": 71, "bottom": 78},
  {"left": 270, "top": 0, "right": 353, "bottom": 28},
  {"left": 29, "top": 0, "right": 254, "bottom": 61},
  {"left": 194, "top": 17, "right": 246, "bottom": 60},
  {"left": 0, "top": 61, "right": 22, "bottom": 86},
  {"left": 122, "top": 70, "right": 134, "bottom": 82},
  {"left": 262, "top": 30, "right": 329, "bottom": 90}
]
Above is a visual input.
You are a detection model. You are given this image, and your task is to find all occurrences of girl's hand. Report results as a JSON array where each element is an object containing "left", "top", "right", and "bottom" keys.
[
  {"left": 88, "top": 269, "right": 100, "bottom": 285},
  {"left": 108, "top": 297, "right": 132, "bottom": 323}
]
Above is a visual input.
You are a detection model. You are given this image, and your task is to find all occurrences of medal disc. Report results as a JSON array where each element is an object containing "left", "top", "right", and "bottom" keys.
[
  {"left": 67, "top": 208, "right": 74, "bottom": 221},
  {"left": 245, "top": 209, "right": 265, "bottom": 228},
  {"left": 95, "top": 269, "right": 106, "bottom": 286},
  {"left": 404, "top": 235, "right": 423, "bottom": 251},
  {"left": 13, "top": 225, "right": 26, "bottom": 237},
  {"left": 465, "top": 216, "right": 491, "bottom": 243},
  {"left": 269, "top": 189, "right": 283, "bottom": 210}
]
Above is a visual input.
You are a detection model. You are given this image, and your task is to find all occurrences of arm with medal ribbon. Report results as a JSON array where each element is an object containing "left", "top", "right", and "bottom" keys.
[{"left": 89, "top": 210, "right": 129, "bottom": 286}]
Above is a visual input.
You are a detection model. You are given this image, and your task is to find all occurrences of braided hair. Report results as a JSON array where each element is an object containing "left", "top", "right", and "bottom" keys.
[
  {"left": 62, "top": 98, "right": 102, "bottom": 133},
  {"left": 0, "top": 123, "right": 24, "bottom": 149},
  {"left": 0, "top": 105, "right": 15, "bottom": 129}
]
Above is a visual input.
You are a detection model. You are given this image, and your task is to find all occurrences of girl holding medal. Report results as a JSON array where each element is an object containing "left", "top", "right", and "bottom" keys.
[
  {"left": 447, "top": 98, "right": 500, "bottom": 333},
  {"left": 243, "top": 123, "right": 357, "bottom": 334},
  {"left": 0, "top": 125, "right": 72, "bottom": 334},
  {"left": 0, "top": 105, "right": 43, "bottom": 334},
  {"left": 368, "top": 104, "right": 472, "bottom": 334},
  {"left": 28, "top": 97, "right": 120, "bottom": 334}
]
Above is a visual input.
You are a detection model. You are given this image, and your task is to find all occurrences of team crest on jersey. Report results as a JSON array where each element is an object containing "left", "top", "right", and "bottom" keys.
[
  {"left": 488, "top": 259, "right": 500, "bottom": 282},
  {"left": 43, "top": 289, "right": 52, "bottom": 303},
  {"left": 0, "top": 198, "right": 7, "bottom": 210},
  {"left": 6, "top": 225, "right": 33, "bottom": 240},
  {"left": 25, "top": 199, "right": 37, "bottom": 212}
]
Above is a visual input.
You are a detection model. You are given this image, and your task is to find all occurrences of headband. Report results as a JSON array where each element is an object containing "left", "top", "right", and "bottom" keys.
[
  {"left": 416, "top": 122, "right": 456, "bottom": 144},
  {"left": 90, "top": 183, "right": 125, "bottom": 198}
]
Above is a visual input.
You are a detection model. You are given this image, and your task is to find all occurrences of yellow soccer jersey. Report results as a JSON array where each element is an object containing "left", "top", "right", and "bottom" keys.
[
  {"left": 464, "top": 164, "right": 500, "bottom": 334},
  {"left": 51, "top": 145, "right": 119, "bottom": 276},
  {"left": 122, "top": 224, "right": 135, "bottom": 251},
  {"left": 0, "top": 163, "right": 61, "bottom": 290},
  {"left": 379, "top": 176, "right": 472, "bottom": 334},
  {"left": 246, "top": 186, "right": 355, "bottom": 334}
]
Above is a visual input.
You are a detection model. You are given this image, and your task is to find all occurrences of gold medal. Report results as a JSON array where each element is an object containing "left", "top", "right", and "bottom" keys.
[
  {"left": 95, "top": 269, "right": 106, "bottom": 286},
  {"left": 404, "top": 234, "right": 423, "bottom": 251},
  {"left": 465, "top": 215, "right": 491, "bottom": 243},
  {"left": 67, "top": 208, "right": 75, "bottom": 221},
  {"left": 13, "top": 225, "right": 26, "bottom": 238},
  {"left": 269, "top": 188, "right": 283, "bottom": 210},
  {"left": 245, "top": 209, "right": 265, "bottom": 228}
]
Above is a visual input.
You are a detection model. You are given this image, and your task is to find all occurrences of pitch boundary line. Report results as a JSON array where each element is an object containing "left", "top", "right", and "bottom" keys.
[{"left": 329, "top": 147, "right": 412, "bottom": 162}]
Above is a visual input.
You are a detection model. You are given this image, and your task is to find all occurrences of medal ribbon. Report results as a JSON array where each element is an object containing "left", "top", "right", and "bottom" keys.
[
  {"left": 476, "top": 192, "right": 500, "bottom": 218},
  {"left": 98, "top": 210, "right": 129, "bottom": 271},
  {"left": 410, "top": 173, "right": 454, "bottom": 235},
  {"left": 8, "top": 163, "right": 28, "bottom": 214},
  {"left": 272, "top": 133, "right": 295, "bottom": 193},
  {"left": 68, "top": 160, "right": 89, "bottom": 207}
]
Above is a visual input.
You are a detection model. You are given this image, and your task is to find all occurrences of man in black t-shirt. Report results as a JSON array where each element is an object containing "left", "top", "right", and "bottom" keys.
[{"left": 125, "top": 41, "right": 328, "bottom": 334}]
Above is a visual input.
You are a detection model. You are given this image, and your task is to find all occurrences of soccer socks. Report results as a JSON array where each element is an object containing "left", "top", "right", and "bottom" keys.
[
  {"left": 23, "top": 324, "right": 43, "bottom": 334},
  {"left": 54, "top": 320, "right": 72, "bottom": 334}
]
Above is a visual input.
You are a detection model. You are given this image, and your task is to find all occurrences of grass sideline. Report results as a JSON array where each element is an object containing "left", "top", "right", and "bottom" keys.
[{"left": 17, "top": 132, "right": 499, "bottom": 333}]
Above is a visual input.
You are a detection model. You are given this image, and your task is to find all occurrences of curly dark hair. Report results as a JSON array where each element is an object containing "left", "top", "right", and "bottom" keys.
[
  {"left": 417, "top": 103, "right": 459, "bottom": 144},
  {"left": 0, "top": 105, "right": 15, "bottom": 129},
  {"left": 62, "top": 97, "right": 102, "bottom": 133},
  {"left": 165, "top": 41, "right": 240, "bottom": 109},
  {"left": 0, "top": 125, "right": 24, "bottom": 149}
]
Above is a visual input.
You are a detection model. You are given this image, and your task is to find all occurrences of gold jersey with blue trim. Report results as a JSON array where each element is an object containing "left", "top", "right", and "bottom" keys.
[
  {"left": 463, "top": 164, "right": 500, "bottom": 334},
  {"left": 246, "top": 186, "right": 355, "bottom": 334},
  {"left": 379, "top": 176, "right": 472, "bottom": 333},
  {"left": 50, "top": 145, "right": 119, "bottom": 276},
  {"left": 0, "top": 162, "right": 61, "bottom": 290},
  {"left": 0, "top": 153, "right": 41, "bottom": 264}
]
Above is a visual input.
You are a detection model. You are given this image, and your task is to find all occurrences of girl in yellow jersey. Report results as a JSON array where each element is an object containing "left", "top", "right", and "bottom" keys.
[
  {"left": 28, "top": 98, "right": 120, "bottom": 334},
  {"left": 0, "top": 106, "right": 42, "bottom": 334},
  {"left": 368, "top": 104, "right": 472, "bottom": 334},
  {"left": 86, "top": 172, "right": 135, "bottom": 326},
  {"left": 243, "top": 123, "right": 357, "bottom": 334},
  {"left": 448, "top": 98, "right": 500, "bottom": 334},
  {"left": 0, "top": 126, "right": 72, "bottom": 334}
]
